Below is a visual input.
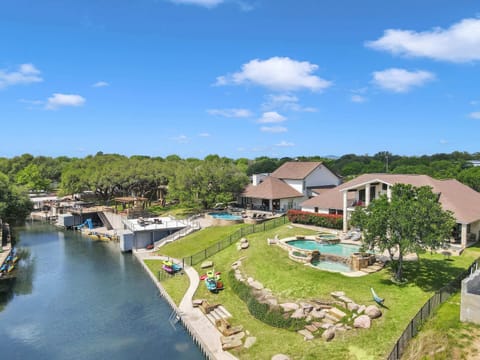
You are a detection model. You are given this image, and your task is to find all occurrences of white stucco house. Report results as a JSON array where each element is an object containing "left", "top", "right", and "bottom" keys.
[
  {"left": 301, "top": 173, "right": 480, "bottom": 248},
  {"left": 241, "top": 161, "right": 341, "bottom": 212}
]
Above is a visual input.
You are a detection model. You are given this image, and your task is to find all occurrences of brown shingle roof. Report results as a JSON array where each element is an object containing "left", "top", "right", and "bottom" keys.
[
  {"left": 301, "top": 173, "right": 480, "bottom": 224},
  {"left": 242, "top": 176, "right": 303, "bottom": 200},
  {"left": 271, "top": 161, "right": 322, "bottom": 180}
]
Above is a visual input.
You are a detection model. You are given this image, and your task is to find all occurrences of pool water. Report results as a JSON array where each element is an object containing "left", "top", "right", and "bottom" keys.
[
  {"left": 286, "top": 240, "right": 360, "bottom": 257},
  {"left": 311, "top": 260, "right": 353, "bottom": 273},
  {"left": 209, "top": 212, "right": 242, "bottom": 220}
]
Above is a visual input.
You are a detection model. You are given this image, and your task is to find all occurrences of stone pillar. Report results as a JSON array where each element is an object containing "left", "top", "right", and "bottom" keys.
[
  {"left": 365, "top": 185, "right": 370, "bottom": 207},
  {"left": 387, "top": 186, "right": 392, "bottom": 201},
  {"left": 269, "top": 199, "right": 273, "bottom": 211},
  {"left": 342, "top": 191, "right": 348, "bottom": 232},
  {"left": 461, "top": 223, "right": 468, "bottom": 248}
]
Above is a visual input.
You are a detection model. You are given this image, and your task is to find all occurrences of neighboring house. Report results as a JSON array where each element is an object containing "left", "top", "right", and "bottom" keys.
[
  {"left": 241, "top": 162, "right": 342, "bottom": 212},
  {"left": 301, "top": 173, "right": 480, "bottom": 248}
]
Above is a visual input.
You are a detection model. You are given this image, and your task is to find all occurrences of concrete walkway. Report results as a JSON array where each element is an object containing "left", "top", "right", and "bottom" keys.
[{"left": 134, "top": 251, "right": 237, "bottom": 360}]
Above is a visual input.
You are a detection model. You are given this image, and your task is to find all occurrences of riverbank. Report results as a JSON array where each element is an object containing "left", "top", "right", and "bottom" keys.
[{"left": 134, "top": 250, "right": 238, "bottom": 360}]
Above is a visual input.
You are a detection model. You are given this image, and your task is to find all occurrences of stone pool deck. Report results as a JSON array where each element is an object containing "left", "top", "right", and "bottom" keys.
[{"left": 134, "top": 250, "right": 237, "bottom": 360}]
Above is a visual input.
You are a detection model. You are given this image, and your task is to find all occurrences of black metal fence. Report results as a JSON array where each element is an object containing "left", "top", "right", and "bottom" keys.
[
  {"left": 181, "top": 216, "right": 288, "bottom": 266},
  {"left": 387, "top": 258, "right": 479, "bottom": 360}
]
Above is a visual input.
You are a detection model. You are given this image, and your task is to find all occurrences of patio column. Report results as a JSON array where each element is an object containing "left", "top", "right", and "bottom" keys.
[
  {"left": 387, "top": 186, "right": 392, "bottom": 202},
  {"left": 342, "top": 191, "right": 348, "bottom": 232},
  {"left": 365, "top": 185, "right": 371, "bottom": 207},
  {"left": 461, "top": 223, "right": 468, "bottom": 248},
  {"left": 269, "top": 199, "right": 273, "bottom": 211}
]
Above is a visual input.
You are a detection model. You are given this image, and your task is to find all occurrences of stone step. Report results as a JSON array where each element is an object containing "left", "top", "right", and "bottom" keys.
[
  {"left": 216, "top": 305, "right": 232, "bottom": 318},
  {"left": 205, "top": 313, "right": 216, "bottom": 324},
  {"left": 210, "top": 310, "right": 222, "bottom": 321}
]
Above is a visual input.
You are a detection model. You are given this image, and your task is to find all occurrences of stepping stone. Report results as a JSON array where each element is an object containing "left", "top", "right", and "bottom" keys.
[
  {"left": 328, "top": 307, "right": 347, "bottom": 320},
  {"left": 250, "top": 280, "right": 264, "bottom": 290},
  {"left": 221, "top": 331, "right": 245, "bottom": 344},
  {"left": 310, "top": 309, "right": 325, "bottom": 319},
  {"left": 297, "top": 329, "right": 314, "bottom": 341},
  {"left": 290, "top": 308, "right": 306, "bottom": 319},
  {"left": 322, "top": 327, "right": 335, "bottom": 341},
  {"left": 244, "top": 336, "right": 257, "bottom": 349},
  {"left": 354, "top": 315, "right": 371, "bottom": 329},
  {"left": 305, "top": 324, "right": 318, "bottom": 332},
  {"left": 222, "top": 338, "right": 243, "bottom": 350},
  {"left": 272, "top": 355, "right": 291, "bottom": 360},
  {"left": 201, "top": 261, "right": 213, "bottom": 269}
]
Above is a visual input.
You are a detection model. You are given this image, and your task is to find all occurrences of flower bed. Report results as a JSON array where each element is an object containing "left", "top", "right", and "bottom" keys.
[{"left": 287, "top": 210, "right": 343, "bottom": 229}]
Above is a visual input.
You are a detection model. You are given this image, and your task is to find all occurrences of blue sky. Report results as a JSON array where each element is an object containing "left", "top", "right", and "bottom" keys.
[{"left": 1, "top": 0, "right": 480, "bottom": 159}]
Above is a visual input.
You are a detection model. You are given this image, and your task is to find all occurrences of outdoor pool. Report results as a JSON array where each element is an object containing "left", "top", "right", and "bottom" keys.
[
  {"left": 311, "top": 259, "right": 353, "bottom": 273},
  {"left": 286, "top": 240, "right": 360, "bottom": 257},
  {"left": 208, "top": 212, "right": 243, "bottom": 221}
]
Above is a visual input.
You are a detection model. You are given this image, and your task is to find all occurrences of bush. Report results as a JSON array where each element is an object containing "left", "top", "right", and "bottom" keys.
[
  {"left": 287, "top": 210, "right": 342, "bottom": 229},
  {"left": 228, "top": 270, "right": 306, "bottom": 330}
]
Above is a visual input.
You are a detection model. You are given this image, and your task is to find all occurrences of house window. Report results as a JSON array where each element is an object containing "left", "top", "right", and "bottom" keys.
[
  {"left": 370, "top": 186, "right": 376, "bottom": 201},
  {"left": 382, "top": 183, "right": 388, "bottom": 190},
  {"left": 314, "top": 207, "right": 319, "bottom": 213}
]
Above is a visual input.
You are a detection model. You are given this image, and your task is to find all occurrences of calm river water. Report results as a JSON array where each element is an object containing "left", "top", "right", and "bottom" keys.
[{"left": 0, "top": 223, "right": 203, "bottom": 360}]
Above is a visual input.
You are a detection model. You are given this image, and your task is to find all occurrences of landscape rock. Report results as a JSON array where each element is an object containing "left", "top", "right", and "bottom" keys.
[
  {"left": 357, "top": 305, "right": 366, "bottom": 314},
  {"left": 244, "top": 336, "right": 257, "bottom": 349},
  {"left": 354, "top": 315, "right": 372, "bottom": 329},
  {"left": 347, "top": 302, "right": 360, "bottom": 312},
  {"left": 320, "top": 322, "right": 333, "bottom": 330},
  {"left": 310, "top": 309, "right": 326, "bottom": 319},
  {"left": 240, "top": 237, "right": 248, "bottom": 243},
  {"left": 221, "top": 331, "right": 245, "bottom": 344},
  {"left": 266, "top": 297, "right": 278, "bottom": 306},
  {"left": 240, "top": 242, "right": 249, "bottom": 249},
  {"left": 338, "top": 296, "right": 354, "bottom": 303},
  {"left": 280, "top": 303, "right": 300, "bottom": 312},
  {"left": 222, "top": 338, "right": 243, "bottom": 350},
  {"left": 328, "top": 307, "right": 347, "bottom": 320},
  {"left": 271, "top": 355, "right": 291, "bottom": 360},
  {"left": 330, "top": 291, "right": 345, "bottom": 298},
  {"left": 249, "top": 280, "right": 264, "bottom": 290},
  {"left": 300, "top": 302, "right": 314, "bottom": 312},
  {"left": 200, "top": 260, "right": 213, "bottom": 269},
  {"left": 365, "top": 305, "right": 382, "bottom": 319},
  {"left": 297, "top": 329, "right": 314, "bottom": 341},
  {"left": 322, "top": 327, "right": 336, "bottom": 341},
  {"left": 290, "top": 308, "right": 306, "bottom": 319},
  {"left": 231, "top": 261, "right": 241, "bottom": 269},
  {"left": 305, "top": 324, "right": 318, "bottom": 332},
  {"left": 312, "top": 321, "right": 323, "bottom": 328}
]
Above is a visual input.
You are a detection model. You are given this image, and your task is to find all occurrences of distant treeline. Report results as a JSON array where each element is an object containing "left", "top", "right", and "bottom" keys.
[{"left": 1, "top": 151, "right": 480, "bottom": 217}]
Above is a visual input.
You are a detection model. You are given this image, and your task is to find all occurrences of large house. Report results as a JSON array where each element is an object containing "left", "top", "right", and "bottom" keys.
[
  {"left": 241, "top": 161, "right": 341, "bottom": 212},
  {"left": 301, "top": 173, "right": 480, "bottom": 248}
]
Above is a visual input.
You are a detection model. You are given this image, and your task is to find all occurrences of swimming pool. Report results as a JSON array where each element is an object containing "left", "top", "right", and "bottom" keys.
[
  {"left": 311, "top": 259, "right": 353, "bottom": 273},
  {"left": 286, "top": 240, "right": 360, "bottom": 257},
  {"left": 208, "top": 212, "right": 243, "bottom": 221}
]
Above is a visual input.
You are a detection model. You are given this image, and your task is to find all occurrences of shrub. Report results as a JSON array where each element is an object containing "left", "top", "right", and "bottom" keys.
[
  {"left": 287, "top": 210, "right": 343, "bottom": 229},
  {"left": 228, "top": 270, "right": 306, "bottom": 330}
]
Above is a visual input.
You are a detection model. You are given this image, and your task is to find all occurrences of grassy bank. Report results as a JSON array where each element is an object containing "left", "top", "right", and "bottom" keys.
[{"left": 154, "top": 221, "right": 480, "bottom": 359}]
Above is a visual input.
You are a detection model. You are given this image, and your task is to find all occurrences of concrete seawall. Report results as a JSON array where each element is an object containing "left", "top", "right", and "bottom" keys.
[{"left": 134, "top": 251, "right": 238, "bottom": 360}]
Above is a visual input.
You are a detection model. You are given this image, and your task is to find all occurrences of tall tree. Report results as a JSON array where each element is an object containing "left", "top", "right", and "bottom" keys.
[{"left": 351, "top": 184, "right": 455, "bottom": 282}]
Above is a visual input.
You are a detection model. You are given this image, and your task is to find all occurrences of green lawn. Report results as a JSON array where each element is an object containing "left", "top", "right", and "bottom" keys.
[
  {"left": 151, "top": 222, "right": 480, "bottom": 359},
  {"left": 157, "top": 223, "right": 248, "bottom": 259},
  {"left": 144, "top": 259, "right": 190, "bottom": 306}
]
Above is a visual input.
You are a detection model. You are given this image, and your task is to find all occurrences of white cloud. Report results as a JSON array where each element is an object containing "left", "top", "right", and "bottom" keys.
[
  {"left": 275, "top": 140, "right": 295, "bottom": 147},
  {"left": 351, "top": 94, "right": 367, "bottom": 103},
  {"left": 207, "top": 108, "right": 252, "bottom": 118},
  {"left": 262, "top": 94, "right": 317, "bottom": 112},
  {"left": 170, "top": 0, "right": 224, "bottom": 8},
  {"left": 469, "top": 112, "right": 480, "bottom": 119},
  {"left": 0, "top": 63, "right": 43, "bottom": 89},
  {"left": 366, "top": 18, "right": 480, "bottom": 63},
  {"left": 216, "top": 56, "right": 332, "bottom": 91},
  {"left": 439, "top": 139, "right": 449, "bottom": 144},
  {"left": 172, "top": 134, "right": 189, "bottom": 143},
  {"left": 372, "top": 68, "right": 435, "bottom": 93},
  {"left": 260, "top": 126, "right": 287, "bottom": 133},
  {"left": 19, "top": 99, "right": 44, "bottom": 105},
  {"left": 92, "top": 81, "right": 109, "bottom": 88},
  {"left": 257, "top": 111, "right": 287, "bottom": 124},
  {"left": 198, "top": 132, "right": 211, "bottom": 137},
  {"left": 45, "top": 93, "right": 86, "bottom": 110}
]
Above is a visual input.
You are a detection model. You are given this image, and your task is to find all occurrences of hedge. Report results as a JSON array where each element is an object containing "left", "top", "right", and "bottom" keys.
[
  {"left": 227, "top": 270, "right": 306, "bottom": 331},
  {"left": 287, "top": 210, "right": 343, "bottom": 229}
]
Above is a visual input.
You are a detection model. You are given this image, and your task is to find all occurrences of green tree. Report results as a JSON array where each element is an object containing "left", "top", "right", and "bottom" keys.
[
  {"left": 0, "top": 172, "right": 33, "bottom": 224},
  {"left": 15, "top": 163, "right": 51, "bottom": 191},
  {"left": 351, "top": 184, "right": 455, "bottom": 282},
  {"left": 457, "top": 166, "right": 480, "bottom": 192}
]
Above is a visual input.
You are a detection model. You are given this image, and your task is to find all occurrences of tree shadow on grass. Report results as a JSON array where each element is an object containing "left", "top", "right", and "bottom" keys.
[{"left": 379, "top": 258, "right": 467, "bottom": 292}]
